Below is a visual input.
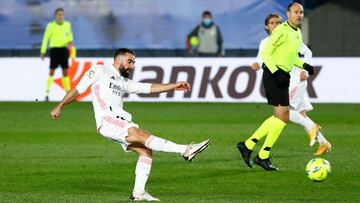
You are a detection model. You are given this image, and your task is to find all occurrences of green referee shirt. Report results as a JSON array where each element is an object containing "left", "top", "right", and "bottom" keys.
[
  {"left": 41, "top": 20, "right": 73, "bottom": 54},
  {"left": 260, "top": 21, "right": 304, "bottom": 73}
]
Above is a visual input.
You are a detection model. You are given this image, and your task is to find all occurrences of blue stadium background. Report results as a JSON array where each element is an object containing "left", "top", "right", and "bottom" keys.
[
  {"left": 0, "top": 0, "right": 357, "bottom": 56},
  {"left": 0, "top": 0, "right": 290, "bottom": 50}
]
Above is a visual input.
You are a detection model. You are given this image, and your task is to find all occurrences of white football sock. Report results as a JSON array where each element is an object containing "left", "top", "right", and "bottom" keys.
[
  {"left": 145, "top": 135, "right": 187, "bottom": 154},
  {"left": 133, "top": 156, "right": 152, "bottom": 194},
  {"left": 316, "top": 132, "right": 328, "bottom": 145},
  {"left": 289, "top": 110, "right": 314, "bottom": 131}
]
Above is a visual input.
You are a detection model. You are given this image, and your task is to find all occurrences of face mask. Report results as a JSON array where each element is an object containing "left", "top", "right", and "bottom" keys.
[{"left": 202, "top": 18, "right": 213, "bottom": 26}]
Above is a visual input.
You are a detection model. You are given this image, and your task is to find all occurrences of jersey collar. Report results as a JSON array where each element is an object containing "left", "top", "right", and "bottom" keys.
[
  {"left": 286, "top": 21, "right": 298, "bottom": 31},
  {"left": 111, "top": 64, "right": 121, "bottom": 76}
]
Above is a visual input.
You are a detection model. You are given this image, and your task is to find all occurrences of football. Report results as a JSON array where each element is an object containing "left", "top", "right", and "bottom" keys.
[
  {"left": 306, "top": 158, "right": 331, "bottom": 182},
  {"left": 189, "top": 36, "right": 200, "bottom": 47}
]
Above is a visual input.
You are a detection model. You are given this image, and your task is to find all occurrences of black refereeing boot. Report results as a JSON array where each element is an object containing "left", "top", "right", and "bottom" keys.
[
  {"left": 254, "top": 155, "right": 278, "bottom": 171},
  {"left": 237, "top": 142, "right": 253, "bottom": 168}
]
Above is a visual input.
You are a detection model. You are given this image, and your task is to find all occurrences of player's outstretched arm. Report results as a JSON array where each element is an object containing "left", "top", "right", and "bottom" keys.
[
  {"left": 151, "top": 81, "right": 191, "bottom": 93},
  {"left": 50, "top": 88, "right": 80, "bottom": 120}
]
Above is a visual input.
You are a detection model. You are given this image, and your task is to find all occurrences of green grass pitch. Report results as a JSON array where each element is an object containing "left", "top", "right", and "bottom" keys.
[{"left": 1, "top": 102, "right": 360, "bottom": 202}]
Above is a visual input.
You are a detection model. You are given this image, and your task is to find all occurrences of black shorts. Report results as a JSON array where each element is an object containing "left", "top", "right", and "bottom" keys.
[
  {"left": 262, "top": 65, "right": 290, "bottom": 106},
  {"left": 50, "top": 48, "right": 69, "bottom": 69}
]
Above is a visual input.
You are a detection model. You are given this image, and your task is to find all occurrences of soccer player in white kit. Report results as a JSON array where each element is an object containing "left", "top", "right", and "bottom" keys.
[
  {"left": 50, "top": 48, "right": 210, "bottom": 201},
  {"left": 251, "top": 14, "right": 331, "bottom": 156}
]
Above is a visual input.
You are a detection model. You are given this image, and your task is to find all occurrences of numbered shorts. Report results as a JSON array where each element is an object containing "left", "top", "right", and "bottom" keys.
[
  {"left": 289, "top": 83, "right": 313, "bottom": 112},
  {"left": 98, "top": 115, "right": 139, "bottom": 152}
]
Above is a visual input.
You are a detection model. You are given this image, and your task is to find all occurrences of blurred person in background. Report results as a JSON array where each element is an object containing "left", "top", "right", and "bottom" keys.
[
  {"left": 41, "top": 7, "right": 74, "bottom": 101},
  {"left": 186, "top": 10, "right": 224, "bottom": 57}
]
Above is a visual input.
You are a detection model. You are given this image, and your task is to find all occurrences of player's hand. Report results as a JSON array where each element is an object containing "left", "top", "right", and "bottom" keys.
[
  {"left": 50, "top": 106, "right": 62, "bottom": 120},
  {"left": 40, "top": 54, "right": 45, "bottom": 61},
  {"left": 300, "top": 71, "right": 309, "bottom": 81},
  {"left": 175, "top": 81, "right": 191, "bottom": 93},
  {"left": 303, "top": 63, "right": 314, "bottom": 75},
  {"left": 251, "top": 63, "right": 260, "bottom": 71}
]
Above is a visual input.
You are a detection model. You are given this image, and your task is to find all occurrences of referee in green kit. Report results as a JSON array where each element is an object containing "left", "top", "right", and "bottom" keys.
[
  {"left": 237, "top": 2, "right": 315, "bottom": 171},
  {"left": 41, "top": 7, "right": 73, "bottom": 101}
]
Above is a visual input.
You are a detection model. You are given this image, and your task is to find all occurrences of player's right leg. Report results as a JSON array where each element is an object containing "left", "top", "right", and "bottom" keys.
[
  {"left": 126, "top": 127, "right": 210, "bottom": 161},
  {"left": 290, "top": 109, "right": 319, "bottom": 146},
  {"left": 299, "top": 112, "right": 332, "bottom": 155},
  {"left": 127, "top": 144, "right": 159, "bottom": 201},
  {"left": 45, "top": 68, "right": 56, "bottom": 102},
  {"left": 254, "top": 105, "right": 288, "bottom": 171},
  {"left": 46, "top": 48, "right": 60, "bottom": 101},
  {"left": 237, "top": 116, "right": 273, "bottom": 168},
  {"left": 297, "top": 110, "right": 332, "bottom": 155}
]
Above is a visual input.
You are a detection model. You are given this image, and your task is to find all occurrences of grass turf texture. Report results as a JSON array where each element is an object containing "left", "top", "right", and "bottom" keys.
[{"left": 0, "top": 102, "right": 359, "bottom": 202}]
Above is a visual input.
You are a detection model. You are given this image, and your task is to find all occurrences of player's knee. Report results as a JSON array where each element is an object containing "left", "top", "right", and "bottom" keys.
[
  {"left": 62, "top": 69, "right": 68, "bottom": 76},
  {"left": 142, "top": 148, "right": 153, "bottom": 158},
  {"left": 281, "top": 113, "right": 289, "bottom": 123},
  {"left": 282, "top": 116, "right": 289, "bottom": 123},
  {"left": 275, "top": 112, "right": 289, "bottom": 123},
  {"left": 127, "top": 127, "right": 150, "bottom": 143}
]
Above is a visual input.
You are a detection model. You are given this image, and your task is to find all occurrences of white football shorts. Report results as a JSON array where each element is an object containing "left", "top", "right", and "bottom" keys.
[
  {"left": 98, "top": 114, "right": 139, "bottom": 152},
  {"left": 289, "top": 82, "right": 313, "bottom": 112}
]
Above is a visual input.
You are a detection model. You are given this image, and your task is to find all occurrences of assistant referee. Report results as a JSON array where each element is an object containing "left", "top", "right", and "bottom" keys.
[
  {"left": 41, "top": 7, "right": 73, "bottom": 101},
  {"left": 237, "top": 2, "right": 315, "bottom": 171}
]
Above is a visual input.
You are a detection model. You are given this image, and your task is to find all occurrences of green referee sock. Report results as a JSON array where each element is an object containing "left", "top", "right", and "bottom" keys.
[
  {"left": 46, "top": 76, "right": 54, "bottom": 96},
  {"left": 259, "top": 117, "right": 286, "bottom": 159},
  {"left": 62, "top": 76, "right": 71, "bottom": 91},
  {"left": 245, "top": 116, "right": 274, "bottom": 150}
]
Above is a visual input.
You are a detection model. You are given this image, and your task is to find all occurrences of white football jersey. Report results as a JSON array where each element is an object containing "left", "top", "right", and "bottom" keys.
[
  {"left": 290, "top": 43, "right": 312, "bottom": 86},
  {"left": 76, "top": 64, "right": 152, "bottom": 129},
  {"left": 255, "top": 36, "right": 269, "bottom": 65}
]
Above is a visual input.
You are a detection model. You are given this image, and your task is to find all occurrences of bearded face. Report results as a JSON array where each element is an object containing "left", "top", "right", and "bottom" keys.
[{"left": 119, "top": 64, "right": 130, "bottom": 78}]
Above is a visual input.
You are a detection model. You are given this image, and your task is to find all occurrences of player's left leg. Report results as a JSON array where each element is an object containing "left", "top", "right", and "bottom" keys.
[
  {"left": 290, "top": 109, "right": 319, "bottom": 146},
  {"left": 60, "top": 48, "right": 71, "bottom": 92},
  {"left": 128, "top": 144, "right": 159, "bottom": 201},
  {"left": 61, "top": 68, "right": 71, "bottom": 92},
  {"left": 299, "top": 111, "right": 332, "bottom": 155}
]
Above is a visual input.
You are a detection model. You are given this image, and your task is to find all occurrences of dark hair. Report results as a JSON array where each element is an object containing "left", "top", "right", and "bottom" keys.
[
  {"left": 54, "top": 7, "right": 64, "bottom": 14},
  {"left": 113, "top": 48, "right": 136, "bottom": 60},
  {"left": 287, "top": 2, "right": 302, "bottom": 11},
  {"left": 264, "top": 13, "right": 282, "bottom": 34},
  {"left": 202, "top": 10, "right": 212, "bottom": 17}
]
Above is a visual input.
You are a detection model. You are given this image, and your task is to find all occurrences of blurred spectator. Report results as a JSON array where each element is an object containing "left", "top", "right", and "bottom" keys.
[
  {"left": 186, "top": 11, "right": 224, "bottom": 57},
  {"left": 41, "top": 8, "right": 73, "bottom": 101}
]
